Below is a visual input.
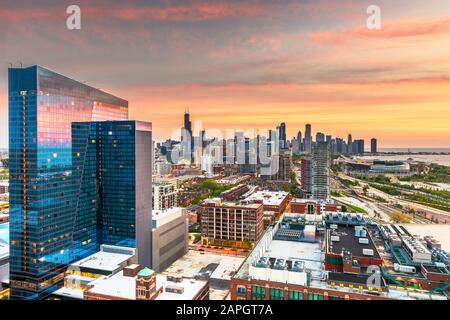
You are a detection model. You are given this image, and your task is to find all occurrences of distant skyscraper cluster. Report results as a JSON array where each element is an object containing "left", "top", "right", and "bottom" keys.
[{"left": 290, "top": 124, "right": 375, "bottom": 156}]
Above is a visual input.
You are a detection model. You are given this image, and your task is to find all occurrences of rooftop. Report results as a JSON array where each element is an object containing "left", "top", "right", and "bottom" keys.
[
  {"left": 232, "top": 221, "right": 448, "bottom": 300},
  {"left": 152, "top": 207, "right": 184, "bottom": 229},
  {"left": 70, "top": 247, "right": 134, "bottom": 274},
  {"left": 85, "top": 271, "right": 207, "bottom": 300},
  {"left": 327, "top": 225, "right": 380, "bottom": 259},
  {"left": 244, "top": 190, "right": 289, "bottom": 206},
  {"left": 163, "top": 250, "right": 244, "bottom": 281},
  {"left": 202, "top": 198, "right": 262, "bottom": 209}
]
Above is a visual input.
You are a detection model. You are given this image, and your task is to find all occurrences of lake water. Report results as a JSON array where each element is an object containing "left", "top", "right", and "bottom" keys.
[{"left": 0, "top": 223, "right": 8, "bottom": 244}]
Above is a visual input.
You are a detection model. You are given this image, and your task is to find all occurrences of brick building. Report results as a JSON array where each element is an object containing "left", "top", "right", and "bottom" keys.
[{"left": 200, "top": 198, "right": 264, "bottom": 249}]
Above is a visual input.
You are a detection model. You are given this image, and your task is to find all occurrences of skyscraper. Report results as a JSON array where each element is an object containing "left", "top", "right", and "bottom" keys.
[
  {"left": 304, "top": 124, "right": 312, "bottom": 153},
  {"left": 371, "top": 138, "right": 378, "bottom": 153},
  {"left": 182, "top": 110, "right": 194, "bottom": 163},
  {"left": 347, "top": 134, "right": 353, "bottom": 154},
  {"left": 297, "top": 131, "right": 302, "bottom": 150},
  {"left": 183, "top": 109, "right": 192, "bottom": 136},
  {"left": 312, "top": 142, "right": 330, "bottom": 200},
  {"left": 300, "top": 156, "right": 312, "bottom": 197},
  {"left": 72, "top": 120, "right": 152, "bottom": 266},
  {"left": 278, "top": 122, "right": 287, "bottom": 149},
  {"left": 353, "top": 139, "right": 365, "bottom": 154},
  {"left": 8, "top": 66, "right": 134, "bottom": 299},
  {"left": 316, "top": 132, "right": 325, "bottom": 143}
]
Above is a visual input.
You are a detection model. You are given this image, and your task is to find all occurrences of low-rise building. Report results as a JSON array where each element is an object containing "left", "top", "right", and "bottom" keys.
[
  {"left": 53, "top": 246, "right": 208, "bottom": 300},
  {"left": 231, "top": 217, "right": 448, "bottom": 301},
  {"left": 243, "top": 190, "right": 290, "bottom": 219},
  {"left": 220, "top": 184, "right": 249, "bottom": 201},
  {"left": 84, "top": 268, "right": 209, "bottom": 300},
  {"left": 217, "top": 175, "right": 251, "bottom": 185},
  {"left": 152, "top": 207, "right": 188, "bottom": 273},
  {"left": 200, "top": 198, "right": 264, "bottom": 249},
  {"left": 0, "top": 181, "right": 8, "bottom": 195},
  {"left": 290, "top": 198, "right": 337, "bottom": 216}
]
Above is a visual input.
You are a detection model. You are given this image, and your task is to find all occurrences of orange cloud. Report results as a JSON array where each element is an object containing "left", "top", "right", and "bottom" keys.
[{"left": 309, "top": 18, "right": 450, "bottom": 45}]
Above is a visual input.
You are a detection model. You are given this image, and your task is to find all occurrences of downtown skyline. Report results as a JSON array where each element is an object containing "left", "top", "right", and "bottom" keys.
[{"left": 1, "top": 0, "right": 450, "bottom": 148}]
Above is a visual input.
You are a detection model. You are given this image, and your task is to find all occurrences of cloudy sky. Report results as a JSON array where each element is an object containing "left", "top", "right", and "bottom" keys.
[{"left": 1, "top": 0, "right": 450, "bottom": 148}]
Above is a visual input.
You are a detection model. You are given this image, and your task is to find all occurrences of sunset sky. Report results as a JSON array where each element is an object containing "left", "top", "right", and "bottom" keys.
[{"left": 1, "top": 0, "right": 450, "bottom": 148}]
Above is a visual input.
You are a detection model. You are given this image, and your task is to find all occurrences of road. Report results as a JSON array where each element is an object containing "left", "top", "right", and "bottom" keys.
[{"left": 332, "top": 172, "right": 440, "bottom": 224}]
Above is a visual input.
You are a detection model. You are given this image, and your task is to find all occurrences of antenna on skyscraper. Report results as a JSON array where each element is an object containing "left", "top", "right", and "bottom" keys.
[
  {"left": 7, "top": 62, "right": 13, "bottom": 68},
  {"left": 17, "top": 61, "right": 23, "bottom": 68}
]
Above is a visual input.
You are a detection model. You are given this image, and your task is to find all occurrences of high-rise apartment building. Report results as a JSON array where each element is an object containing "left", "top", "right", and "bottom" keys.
[
  {"left": 237, "top": 137, "right": 257, "bottom": 174},
  {"left": 312, "top": 142, "right": 330, "bottom": 200},
  {"left": 8, "top": 66, "right": 151, "bottom": 299},
  {"left": 152, "top": 182, "right": 178, "bottom": 211},
  {"left": 371, "top": 138, "right": 378, "bottom": 153},
  {"left": 275, "top": 150, "right": 292, "bottom": 182},
  {"left": 300, "top": 157, "right": 312, "bottom": 197},
  {"left": 353, "top": 139, "right": 365, "bottom": 154}
]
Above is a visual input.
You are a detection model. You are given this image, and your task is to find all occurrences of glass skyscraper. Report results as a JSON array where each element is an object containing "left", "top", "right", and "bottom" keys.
[
  {"left": 8, "top": 66, "right": 132, "bottom": 299},
  {"left": 71, "top": 120, "right": 152, "bottom": 267}
]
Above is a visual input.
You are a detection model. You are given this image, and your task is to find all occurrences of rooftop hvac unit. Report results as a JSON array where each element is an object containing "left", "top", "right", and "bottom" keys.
[
  {"left": 291, "top": 260, "right": 304, "bottom": 272},
  {"left": 359, "top": 238, "right": 369, "bottom": 245},
  {"left": 256, "top": 256, "right": 269, "bottom": 268},
  {"left": 167, "top": 275, "right": 183, "bottom": 283},
  {"left": 393, "top": 263, "right": 416, "bottom": 274},
  {"left": 362, "top": 249, "right": 374, "bottom": 256},
  {"left": 165, "top": 284, "right": 185, "bottom": 294},
  {"left": 331, "top": 236, "right": 340, "bottom": 242}
]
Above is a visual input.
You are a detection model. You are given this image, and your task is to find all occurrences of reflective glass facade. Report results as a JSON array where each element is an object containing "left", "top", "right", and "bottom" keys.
[
  {"left": 8, "top": 66, "right": 128, "bottom": 299},
  {"left": 71, "top": 121, "right": 152, "bottom": 263}
]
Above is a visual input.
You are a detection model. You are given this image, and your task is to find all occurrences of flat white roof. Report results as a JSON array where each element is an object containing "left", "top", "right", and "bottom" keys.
[
  {"left": 53, "top": 287, "right": 85, "bottom": 300},
  {"left": 85, "top": 271, "right": 207, "bottom": 300},
  {"left": 0, "top": 243, "right": 8, "bottom": 261},
  {"left": 152, "top": 207, "right": 183, "bottom": 227},
  {"left": 155, "top": 275, "right": 207, "bottom": 300},
  {"left": 264, "top": 240, "right": 323, "bottom": 275},
  {"left": 163, "top": 250, "right": 245, "bottom": 280},
  {"left": 244, "top": 191, "right": 289, "bottom": 206},
  {"left": 87, "top": 271, "right": 136, "bottom": 299},
  {"left": 70, "top": 251, "right": 133, "bottom": 273}
]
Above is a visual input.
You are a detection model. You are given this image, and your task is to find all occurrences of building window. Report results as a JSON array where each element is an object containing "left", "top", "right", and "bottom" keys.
[
  {"left": 252, "top": 286, "right": 265, "bottom": 300},
  {"left": 269, "top": 288, "right": 284, "bottom": 300},
  {"left": 137, "top": 287, "right": 146, "bottom": 298},
  {"left": 308, "top": 293, "right": 324, "bottom": 300},
  {"left": 237, "top": 286, "right": 246, "bottom": 296},
  {"left": 288, "top": 291, "right": 303, "bottom": 300},
  {"left": 329, "top": 296, "right": 344, "bottom": 300}
]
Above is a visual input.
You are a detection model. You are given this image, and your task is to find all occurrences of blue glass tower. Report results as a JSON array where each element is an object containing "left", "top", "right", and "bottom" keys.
[
  {"left": 71, "top": 121, "right": 152, "bottom": 266},
  {"left": 8, "top": 66, "right": 129, "bottom": 299}
]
